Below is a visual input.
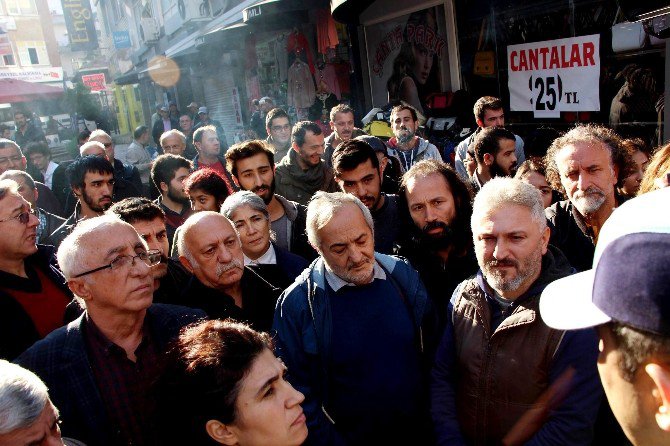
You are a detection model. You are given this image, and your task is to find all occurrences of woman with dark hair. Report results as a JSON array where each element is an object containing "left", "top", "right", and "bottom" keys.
[
  {"left": 514, "top": 159, "right": 557, "bottom": 208},
  {"left": 618, "top": 138, "right": 652, "bottom": 198},
  {"left": 387, "top": 9, "right": 439, "bottom": 116},
  {"left": 154, "top": 319, "right": 308, "bottom": 445},
  {"left": 184, "top": 168, "right": 231, "bottom": 212}
]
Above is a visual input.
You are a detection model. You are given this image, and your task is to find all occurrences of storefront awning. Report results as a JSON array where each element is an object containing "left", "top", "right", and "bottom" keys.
[
  {"left": 330, "top": 0, "right": 374, "bottom": 24},
  {"left": 114, "top": 69, "right": 140, "bottom": 85},
  {"left": 0, "top": 78, "right": 63, "bottom": 103},
  {"left": 197, "top": 22, "right": 252, "bottom": 47}
]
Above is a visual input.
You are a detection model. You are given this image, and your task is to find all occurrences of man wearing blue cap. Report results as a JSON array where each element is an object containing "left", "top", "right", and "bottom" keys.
[{"left": 541, "top": 187, "right": 670, "bottom": 446}]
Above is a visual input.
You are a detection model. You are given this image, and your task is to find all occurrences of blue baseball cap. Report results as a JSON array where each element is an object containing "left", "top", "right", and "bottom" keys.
[{"left": 540, "top": 187, "right": 670, "bottom": 336}]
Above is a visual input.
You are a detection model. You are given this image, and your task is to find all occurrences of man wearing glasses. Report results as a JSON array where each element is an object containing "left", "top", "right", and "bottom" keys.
[
  {"left": 17, "top": 215, "right": 205, "bottom": 446},
  {"left": 265, "top": 108, "right": 292, "bottom": 161},
  {"left": 0, "top": 179, "right": 72, "bottom": 360}
]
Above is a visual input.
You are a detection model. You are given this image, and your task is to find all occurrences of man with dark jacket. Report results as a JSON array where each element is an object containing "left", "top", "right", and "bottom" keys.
[
  {"left": 151, "top": 106, "right": 179, "bottom": 146},
  {"left": 225, "top": 139, "right": 315, "bottom": 260},
  {"left": 544, "top": 124, "right": 634, "bottom": 272},
  {"left": 192, "top": 125, "right": 237, "bottom": 190},
  {"left": 0, "top": 170, "right": 65, "bottom": 244},
  {"left": 431, "top": 178, "right": 602, "bottom": 445},
  {"left": 323, "top": 104, "right": 366, "bottom": 167},
  {"left": 192, "top": 107, "right": 228, "bottom": 153},
  {"left": 177, "top": 211, "right": 280, "bottom": 332},
  {"left": 16, "top": 216, "right": 205, "bottom": 446},
  {"left": 88, "top": 130, "right": 143, "bottom": 196},
  {"left": 275, "top": 121, "right": 338, "bottom": 206},
  {"left": 273, "top": 192, "right": 437, "bottom": 445},
  {"left": 0, "top": 179, "right": 72, "bottom": 360}
]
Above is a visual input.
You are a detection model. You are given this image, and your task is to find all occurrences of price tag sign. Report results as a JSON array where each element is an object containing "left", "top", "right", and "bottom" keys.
[{"left": 507, "top": 35, "right": 600, "bottom": 118}]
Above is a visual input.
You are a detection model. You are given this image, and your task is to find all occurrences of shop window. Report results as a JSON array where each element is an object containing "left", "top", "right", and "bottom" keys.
[{"left": 5, "top": 0, "right": 36, "bottom": 15}]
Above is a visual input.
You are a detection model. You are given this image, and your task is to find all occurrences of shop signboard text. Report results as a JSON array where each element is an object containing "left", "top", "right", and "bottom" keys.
[
  {"left": 61, "top": 0, "right": 98, "bottom": 51},
  {"left": 507, "top": 34, "right": 600, "bottom": 118}
]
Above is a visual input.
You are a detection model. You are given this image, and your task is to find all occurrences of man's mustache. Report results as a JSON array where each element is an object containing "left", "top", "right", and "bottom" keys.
[{"left": 216, "top": 259, "right": 243, "bottom": 277}]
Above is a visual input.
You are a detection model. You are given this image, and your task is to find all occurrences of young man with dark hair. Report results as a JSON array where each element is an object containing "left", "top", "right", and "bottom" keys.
[
  {"left": 323, "top": 104, "right": 366, "bottom": 167},
  {"left": 265, "top": 108, "right": 292, "bottom": 161},
  {"left": 387, "top": 104, "right": 441, "bottom": 172},
  {"left": 88, "top": 129, "right": 143, "bottom": 197},
  {"left": 108, "top": 197, "right": 192, "bottom": 306},
  {"left": 25, "top": 142, "right": 67, "bottom": 199},
  {"left": 225, "top": 140, "right": 314, "bottom": 259},
  {"left": 44, "top": 156, "right": 116, "bottom": 248},
  {"left": 12, "top": 111, "right": 46, "bottom": 149},
  {"left": 470, "top": 126, "right": 518, "bottom": 193},
  {"left": 150, "top": 154, "right": 192, "bottom": 248},
  {"left": 274, "top": 121, "right": 338, "bottom": 205},
  {"left": 332, "top": 138, "right": 400, "bottom": 254},
  {"left": 454, "top": 96, "right": 526, "bottom": 179},
  {"left": 0, "top": 139, "right": 64, "bottom": 217},
  {"left": 541, "top": 188, "right": 670, "bottom": 446}
]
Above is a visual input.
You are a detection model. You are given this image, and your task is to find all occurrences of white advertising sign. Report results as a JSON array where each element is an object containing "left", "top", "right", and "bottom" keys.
[
  {"left": 0, "top": 67, "right": 64, "bottom": 82},
  {"left": 507, "top": 34, "right": 600, "bottom": 118}
]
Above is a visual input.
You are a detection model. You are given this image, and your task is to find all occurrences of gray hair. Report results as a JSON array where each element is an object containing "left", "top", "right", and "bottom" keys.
[
  {"left": 0, "top": 170, "right": 35, "bottom": 190},
  {"left": 306, "top": 191, "right": 374, "bottom": 250},
  {"left": 0, "top": 360, "right": 50, "bottom": 434},
  {"left": 159, "top": 129, "right": 186, "bottom": 147},
  {"left": 88, "top": 129, "right": 111, "bottom": 141},
  {"left": 79, "top": 140, "right": 106, "bottom": 156},
  {"left": 0, "top": 178, "right": 18, "bottom": 202},
  {"left": 221, "top": 191, "right": 270, "bottom": 221},
  {"left": 471, "top": 177, "right": 546, "bottom": 235}
]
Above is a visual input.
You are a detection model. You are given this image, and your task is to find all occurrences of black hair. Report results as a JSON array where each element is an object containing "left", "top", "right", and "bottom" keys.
[
  {"left": 108, "top": 197, "right": 165, "bottom": 224},
  {"left": 151, "top": 154, "right": 192, "bottom": 190},
  {"left": 332, "top": 139, "right": 380, "bottom": 176},
  {"left": 291, "top": 121, "right": 322, "bottom": 148},
  {"left": 67, "top": 155, "right": 114, "bottom": 189}
]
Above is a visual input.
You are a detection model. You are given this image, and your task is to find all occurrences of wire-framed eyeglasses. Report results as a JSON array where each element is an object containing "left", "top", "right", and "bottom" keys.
[
  {"left": 73, "top": 250, "right": 162, "bottom": 278},
  {"left": 0, "top": 208, "right": 38, "bottom": 225}
]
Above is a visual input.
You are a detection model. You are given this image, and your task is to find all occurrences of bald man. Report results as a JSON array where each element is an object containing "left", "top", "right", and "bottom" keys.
[{"left": 178, "top": 211, "right": 280, "bottom": 332}]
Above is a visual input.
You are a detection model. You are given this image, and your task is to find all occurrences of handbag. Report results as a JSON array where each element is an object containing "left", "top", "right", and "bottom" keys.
[
  {"left": 474, "top": 17, "right": 496, "bottom": 77},
  {"left": 612, "top": 7, "right": 647, "bottom": 53}
]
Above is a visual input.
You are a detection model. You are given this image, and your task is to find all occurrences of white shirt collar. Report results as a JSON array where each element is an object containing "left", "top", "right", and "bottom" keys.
[
  {"left": 324, "top": 260, "right": 386, "bottom": 292},
  {"left": 244, "top": 243, "right": 276, "bottom": 265}
]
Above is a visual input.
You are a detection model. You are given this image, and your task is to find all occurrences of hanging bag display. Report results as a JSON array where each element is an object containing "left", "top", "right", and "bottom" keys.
[
  {"left": 612, "top": 7, "right": 648, "bottom": 53},
  {"left": 474, "top": 16, "right": 495, "bottom": 77}
]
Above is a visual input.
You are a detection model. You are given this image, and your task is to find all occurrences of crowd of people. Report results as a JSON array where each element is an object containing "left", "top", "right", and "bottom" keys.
[{"left": 0, "top": 95, "right": 668, "bottom": 446}]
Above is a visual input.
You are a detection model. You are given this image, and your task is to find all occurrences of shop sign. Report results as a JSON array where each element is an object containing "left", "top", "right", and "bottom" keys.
[
  {"left": 61, "top": 0, "right": 98, "bottom": 51},
  {"left": 507, "top": 34, "right": 600, "bottom": 118},
  {"left": 243, "top": 5, "right": 261, "bottom": 22},
  {"left": 113, "top": 31, "right": 131, "bottom": 49},
  {"left": 82, "top": 73, "right": 106, "bottom": 91},
  {"left": 0, "top": 67, "right": 64, "bottom": 82}
]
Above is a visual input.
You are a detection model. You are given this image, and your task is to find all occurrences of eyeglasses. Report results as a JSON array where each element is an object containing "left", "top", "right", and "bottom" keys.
[
  {"left": 73, "top": 250, "right": 162, "bottom": 278},
  {"left": 0, "top": 155, "right": 23, "bottom": 164},
  {"left": 271, "top": 124, "right": 291, "bottom": 132},
  {"left": 0, "top": 208, "right": 37, "bottom": 224}
]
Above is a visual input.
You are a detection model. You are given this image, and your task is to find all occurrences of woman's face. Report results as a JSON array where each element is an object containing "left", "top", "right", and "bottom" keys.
[
  {"left": 230, "top": 205, "right": 271, "bottom": 260},
  {"left": 465, "top": 152, "right": 477, "bottom": 178},
  {"left": 411, "top": 44, "right": 433, "bottom": 85},
  {"left": 622, "top": 150, "right": 649, "bottom": 196},
  {"left": 522, "top": 171, "right": 554, "bottom": 208},
  {"left": 223, "top": 349, "right": 307, "bottom": 446},
  {"left": 189, "top": 188, "right": 220, "bottom": 212}
]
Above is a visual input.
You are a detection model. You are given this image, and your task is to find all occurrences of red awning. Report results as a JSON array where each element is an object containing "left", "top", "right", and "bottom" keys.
[{"left": 0, "top": 78, "right": 64, "bottom": 103}]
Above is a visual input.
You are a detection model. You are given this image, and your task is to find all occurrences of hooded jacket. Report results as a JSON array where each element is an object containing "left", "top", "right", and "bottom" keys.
[
  {"left": 386, "top": 136, "right": 442, "bottom": 172},
  {"left": 274, "top": 149, "right": 339, "bottom": 205}
]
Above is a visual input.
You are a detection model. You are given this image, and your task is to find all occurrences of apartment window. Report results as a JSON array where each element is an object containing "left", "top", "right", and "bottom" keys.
[
  {"left": 27, "top": 47, "right": 37, "bottom": 64},
  {"left": 3, "top": 54, "right": 15, "bottom": 65},
  {"left": 17, "top": 41, "right": 48, "bottom": 66},
  {"left": 5, "top": 0, "right": 37, "bottom": 15}
]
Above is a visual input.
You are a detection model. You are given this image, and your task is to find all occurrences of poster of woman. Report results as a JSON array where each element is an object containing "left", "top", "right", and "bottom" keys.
[{"left": 366, "top": 6, "right": 449, "bottom": 117}]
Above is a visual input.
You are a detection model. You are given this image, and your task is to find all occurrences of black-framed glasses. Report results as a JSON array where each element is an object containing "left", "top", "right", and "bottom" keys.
[
  {"left": 0, "top": 208, "right": 37, "bottom": 224},
  {"left": 73, "top": 250, "right": 161, "bottom": 278}
]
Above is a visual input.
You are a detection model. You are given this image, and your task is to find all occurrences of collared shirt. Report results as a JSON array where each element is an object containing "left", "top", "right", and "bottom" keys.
[
  {"left": 162, "top": 118, "right": 172, "bottom": 132},
  {"left": 83, "top": 315, "right": 161, "bottom": 446},
  {"left": 244, "top": 243, "right": 277, "bottom": 265},
  {"left": 43, "top": 161, "right": 58, "bottom": 189},
  {"left": 324, "top": 260, "right": 386, "bottom": 292},
  {"left": 36, "top": 208, "right": 47, "bottom": 242}
]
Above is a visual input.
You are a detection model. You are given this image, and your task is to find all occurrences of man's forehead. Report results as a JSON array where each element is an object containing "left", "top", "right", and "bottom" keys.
[
  {"left": 557, "top": 141, "right": 610, "bottom": 165},
  {"left": 132, "top": 217, "right": 166, "bottom": 233},
  {"left": 406, "top": 173, "right": 451, "bottom": 197},
  {"left": 271, "top": 117, "right": 289, "bottom": 126},
  {"left": 0, "top": 192, "right": 26, "bottom": 214},
  {"left": 483, "top": 108, "right": 504, "bottom": 118},
  {"left": 0, "top": 145, "right": 20, "bottom": 156},
  {"left": 476, "top": 204, "right": 534, "bottom": 230},
  {"left": 333, "top": 112, "right": 354, "bottom": 123},
  {"left": 84, "top": 170, "right": 113, "bottom": 181},
  {"left": 239, "top": 154, "right": 271, "bottom": 170},
  {"left": 189, "top": 217, "right": 235, "bottom": 246},
  {"left": 338, "top": 161, "right": 377, "bottom": 181},
  {"left": 91, "top": 135, "right": 112, "bottom": 144}
]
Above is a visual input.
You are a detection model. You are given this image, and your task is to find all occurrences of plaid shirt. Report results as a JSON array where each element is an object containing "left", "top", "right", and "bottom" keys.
[{"left": 83, "top": 316, "right": 161, "bottom": 446}]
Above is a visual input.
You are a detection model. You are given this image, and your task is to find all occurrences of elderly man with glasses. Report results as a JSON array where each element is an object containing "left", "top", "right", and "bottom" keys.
[
  {"left": 0, "top": 179, "right": 72, "bottom": 361},
  {"left": 16, "top": 214, "right": 205, "bottom": 446}
]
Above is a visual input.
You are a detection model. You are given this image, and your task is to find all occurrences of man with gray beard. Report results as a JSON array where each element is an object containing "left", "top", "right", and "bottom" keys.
[
  {"left": 544, "top": 124, "right": 634, "bottom": 271},
  {"left": 431, "top": 177, "right": 602, "bottom": 445},
  {"left": 177, "top": 211, "right": 280, "bottom": 332}
]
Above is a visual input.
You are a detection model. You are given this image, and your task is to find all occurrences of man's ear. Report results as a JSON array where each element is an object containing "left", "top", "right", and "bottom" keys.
[
  {"left": 159, "top": 181, "right": 169, "bottom": 194},
  {"left": 205, "top": 420, "right": 238, "bottom": 445},
  {"left": 292, "top": 143, "right": 300, "bottom": 153},
  {"left": 67, "top": 278, "right": 92, "bottom": 302},
  {"left": 232, "top": 174, "right": 240, "bottom": 187},
  {"left": 645, "top": 363, "right": 670, "bottom": 432},
  {"left": 329, "top": 121, "right": 335, "bottom": 131},
  {"left": 179, "top": 255, "right": 194, "bottom": 274},
  {"left": 72, "top": 186, "right": 82, "bottom": 198},
  {"left": 476, "top": 118, "right": 484, "bottom": 128},
  {"left": 540, "top": 225, "right": 550, "bottom": 255},
  {"left": 483, "top": 153, "right": 494, "bottom": 166},
  {"left": 378, "top": 158, "right": 388, "bottom": 176}
]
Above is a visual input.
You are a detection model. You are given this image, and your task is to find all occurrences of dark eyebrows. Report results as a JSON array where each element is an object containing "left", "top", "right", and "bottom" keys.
[{"left": 256, "top": 373, "right": 280, "bottom": 398}]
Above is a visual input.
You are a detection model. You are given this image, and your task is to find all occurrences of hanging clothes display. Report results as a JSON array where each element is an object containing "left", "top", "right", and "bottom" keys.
[
  {"left": 287, "top": 30, "right": 315, "bottom": 74},
  {"left": 315, "top": 63, "right": 341, "bottom": 100},
  {"left": 274, "top": 33, "right": 289, "bottom": 82},
  {"left": 287, "top": 58, "right": 316, "bottom": 109},
  {"left": 316, "top": 9, "right": 339, "bottom": 54}
]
